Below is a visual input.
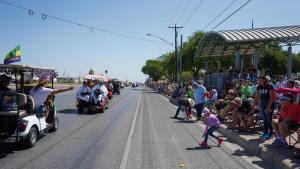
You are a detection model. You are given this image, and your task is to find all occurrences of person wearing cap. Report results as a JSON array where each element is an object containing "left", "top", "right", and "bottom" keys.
[
  {"left": 77, "top": 80, "right": 92, "bottom": 104},
  {"left": 0, "top": 74, "right": 13, "bottom": 92},
  {"left": 255, "top": 75, "right": 275, "bottom": 139},
  {"left": 199, "top": 107, "right": 223, "bottom": 147},
  {"left": 30, "top": 77, "right": 74, "bottom": 113},
  {"left": 271, "top": 94, "right": 300, "bottom": 147},
  {"left": 192, "top": 80, "right": 207, "bottom": 120}
]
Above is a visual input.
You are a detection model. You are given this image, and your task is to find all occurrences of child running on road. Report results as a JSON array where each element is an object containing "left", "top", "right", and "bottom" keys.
[{"left": 199, "top": 107, "right": 223, "bottom": 147}]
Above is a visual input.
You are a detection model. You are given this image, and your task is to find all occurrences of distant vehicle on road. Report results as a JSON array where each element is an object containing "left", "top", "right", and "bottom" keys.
[
  {"left": 120, "top": 82, "right": 125, "bottom": 88},
  {"left": 112, "top": 79, "right": 121, "bottom": 94}
]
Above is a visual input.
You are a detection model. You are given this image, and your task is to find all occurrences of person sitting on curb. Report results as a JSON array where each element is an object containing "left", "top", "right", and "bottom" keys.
[
  {"left": 217, "top": 89, "right": 236, "bottom": 119},
  {"left": 272, "top": 94, "right": 300, "bottom": 147},
  {"left": 227, "top": 97, "right": 243, "bottom": 129},
  {"left": 237, "top": 98, "right": 258, "bottom": 131},
  {"left": 199, "top": 107, "right": 223, "bottom": 147}
]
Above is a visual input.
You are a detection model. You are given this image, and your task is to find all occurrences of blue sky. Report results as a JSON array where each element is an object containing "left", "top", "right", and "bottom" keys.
[{"left": 0, "top": 0, "right": 299, "bottom": 82}]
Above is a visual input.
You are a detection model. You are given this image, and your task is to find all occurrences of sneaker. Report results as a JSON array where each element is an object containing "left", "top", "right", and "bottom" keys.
[
  {"left": 259, "top": 133, "right": 268, "bottom": 138},
  {"left": 217, "top": 138, "right": 223, "bottom": 146},
  {"left": 263, "top": 134, "right": 273, "bottom": 140},
  {"left": 275, "top": 140, "right": 287, "bottom": 147},
  {"left": 272, "top": 139, "right": 281, "bottom": 145},
  {"left": 199, "top": 142, "right": 209, "bottom": 147}
]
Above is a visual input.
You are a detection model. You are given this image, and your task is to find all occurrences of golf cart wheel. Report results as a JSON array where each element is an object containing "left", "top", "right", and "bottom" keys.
[
  {"left": 25, "top": 127, "right": 38, "bottom": 148},
  {"left": 105, "top": 102, "right": 109, "bottom": 109},
  {"left": 78, "top": 107, "right": 83, "bottom": 114},
  {"left": 49, "top": 116, "right": 59, "bottom": 132}
]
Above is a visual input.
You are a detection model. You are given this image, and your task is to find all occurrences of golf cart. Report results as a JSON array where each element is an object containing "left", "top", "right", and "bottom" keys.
[
  {"left": 76, "top": 74, "right": 109, "bottom": 113},
  {"left": 112, "top": 79, "right": 121, "bottom": 94},
  {"left": 0, "top": 64, "right": 58, "bottom": 148}
]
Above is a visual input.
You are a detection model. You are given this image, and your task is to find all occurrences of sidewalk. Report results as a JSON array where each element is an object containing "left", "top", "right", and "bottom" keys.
[{"left": 160, "top": 91, "right": 300, "bottom": 169}]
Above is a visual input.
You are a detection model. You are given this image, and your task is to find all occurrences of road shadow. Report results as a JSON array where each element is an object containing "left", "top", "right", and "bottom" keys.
[
  {"left": 142, "top": 91, "right": 158, "bottom": 94},
  {"left": 169, "top": 116, "right": 185, "bottom": 120},
  {"left": 58, "top": 109, "right": 98, "bottom": 115},
  {"left": 0, "top": 142, "right": 28, "bottom": 159},
  {"left": 58, "top": 109, "right": 78, "bottom": 114},
  {"left": 175, "top": 120, "right": 195, "bottom": 123},
  {"left": 186, "top": 146, "right": 220, "bottom": 150}
]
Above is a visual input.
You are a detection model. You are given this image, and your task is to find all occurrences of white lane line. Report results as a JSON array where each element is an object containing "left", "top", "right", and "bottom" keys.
[{"left": 119, "top": 93, "right": 142, "bottom": 169}]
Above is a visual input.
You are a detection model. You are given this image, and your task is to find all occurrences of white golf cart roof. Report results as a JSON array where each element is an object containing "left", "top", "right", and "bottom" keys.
[{"left": 0, "top": 64, "right": 54, "bottom": 71}]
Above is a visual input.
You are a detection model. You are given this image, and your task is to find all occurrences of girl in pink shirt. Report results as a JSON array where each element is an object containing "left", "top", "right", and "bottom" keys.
[{"left": 199, "top": 108, "right": 223, "bottom": 147}]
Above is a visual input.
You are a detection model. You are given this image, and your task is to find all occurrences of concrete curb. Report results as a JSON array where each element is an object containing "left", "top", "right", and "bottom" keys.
[{"left": 157, "top": 91, "right": 300, "bottom": 169}]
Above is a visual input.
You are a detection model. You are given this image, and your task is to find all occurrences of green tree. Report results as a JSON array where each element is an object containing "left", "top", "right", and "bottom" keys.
[
  {"left": 141, "top": 59, "right": 164, "bottom": 81},
  {"left": 181, "top": 71, "right": 193, "bottom": 81}
]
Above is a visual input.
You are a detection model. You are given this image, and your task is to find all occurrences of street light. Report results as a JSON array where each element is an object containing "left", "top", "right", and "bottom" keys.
[{"left": 146, "top": 33, "right": 174, "bottom": 47}]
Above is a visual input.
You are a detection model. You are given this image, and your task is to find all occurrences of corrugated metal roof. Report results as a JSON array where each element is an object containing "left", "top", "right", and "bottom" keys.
[
  {"left": 216, "top": 25, "right": 300, "bottom": 42},
  {"left": 195, "top": 25, "right": 300, "bottom": 58}
]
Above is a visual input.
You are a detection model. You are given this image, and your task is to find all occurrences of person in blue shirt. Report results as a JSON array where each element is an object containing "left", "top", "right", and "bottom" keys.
[{"left": 193, "top": 80, "right": 207, "bottom": 121}]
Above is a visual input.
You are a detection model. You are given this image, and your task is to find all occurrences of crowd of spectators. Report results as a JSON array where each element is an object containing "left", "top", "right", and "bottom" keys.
[{"left": 153, "top": 74, "right": 300, "bottom": 157}]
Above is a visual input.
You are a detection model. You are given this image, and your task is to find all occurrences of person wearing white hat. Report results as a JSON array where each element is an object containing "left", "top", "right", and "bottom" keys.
[
  {"left": 271, "top": 94, "right": 300, "bottom": 147},
  {"left": 176, "top": 97, "right": 195, "bottom": 120},
  {"left": 199, "top": 107, "right": 223, "bottom": 147}
]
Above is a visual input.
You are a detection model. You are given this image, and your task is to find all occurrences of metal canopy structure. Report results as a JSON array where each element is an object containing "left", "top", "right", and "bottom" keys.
[{"left": 195, "top": 25, "right": 300, "bottom": 58}]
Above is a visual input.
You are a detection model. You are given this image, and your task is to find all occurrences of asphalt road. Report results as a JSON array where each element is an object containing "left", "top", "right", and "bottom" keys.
[{"left": 0, "top": 87, "right": 270, "bottom": 169}]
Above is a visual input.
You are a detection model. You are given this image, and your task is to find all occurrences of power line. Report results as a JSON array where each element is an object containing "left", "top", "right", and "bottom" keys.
[
  {"left": 202, "top": 0, "right": 238, "bottom": 31},
  {"left": 175, "top": 0, "right": 192, "bottom": 24},
  {"left": 182, "top": 0, "right": 206, "bottom": 27},
  {"left": 163, "top": 0, "right": 184, "bottom": 46},
  {"left": 210, "top": 0, "right": 252, "bottom": 31},
  {"left": 0, "top": 0, "right": 160, "bottom": 43},
  {"left": 168, "top": 0, "right": 184, "bottom": 26}
]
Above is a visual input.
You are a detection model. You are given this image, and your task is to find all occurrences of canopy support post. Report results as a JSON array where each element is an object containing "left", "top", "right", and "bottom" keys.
[
  {"left": 235, "top": 49, "right": 240, "bottom": 71},
  {"left": 287, "top": 45, "right": 292, "bottom": 79}
]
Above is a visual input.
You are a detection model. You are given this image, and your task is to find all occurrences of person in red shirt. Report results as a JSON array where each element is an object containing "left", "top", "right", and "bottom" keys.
[{"left": 272, "top": 94, "right": 300, "bottom": 146}]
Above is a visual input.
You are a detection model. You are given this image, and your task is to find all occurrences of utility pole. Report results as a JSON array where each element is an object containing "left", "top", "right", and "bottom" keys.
[
  {"left": 179, "top": 34, "right": 183, "bottom": 82},
  {"left": 169, "top": 24, "right": 183, "bottom": 83}
]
